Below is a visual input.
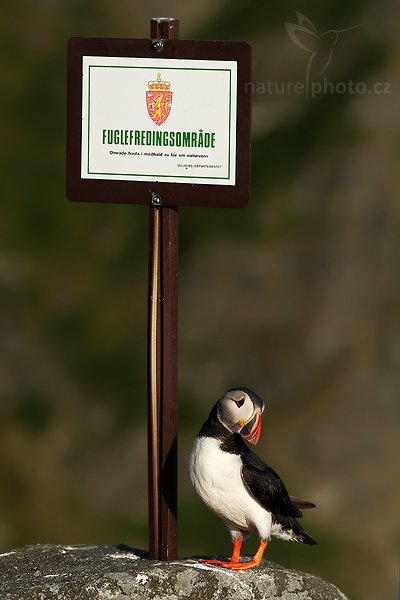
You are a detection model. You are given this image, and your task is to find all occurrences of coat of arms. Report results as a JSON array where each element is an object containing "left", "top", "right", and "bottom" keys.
[{"left": 146, "top": 73, "right": 173, "bottom": 126}]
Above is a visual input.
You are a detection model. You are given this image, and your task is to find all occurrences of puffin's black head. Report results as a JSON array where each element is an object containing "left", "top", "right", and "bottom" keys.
[{"left": 216, "top": 387, "right": 265, "bottom": 445}]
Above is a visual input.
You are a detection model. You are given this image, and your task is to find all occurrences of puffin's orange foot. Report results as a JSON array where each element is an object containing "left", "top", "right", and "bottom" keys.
[
  {"left": 199, "top": 558, "right": 241, "bottom": 568},
  {"left": 225, "top": 539, "right": 268, "bottom": 570},
  {"left": 226, "top": 559, "right": 260, "bottom": 570},
  {"left": 198, "top": 538, "right": 243, "bottom": 568}
]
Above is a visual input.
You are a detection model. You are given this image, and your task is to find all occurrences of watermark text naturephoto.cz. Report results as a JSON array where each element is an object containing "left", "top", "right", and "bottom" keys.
[{"left": 245, "top": 78, "right": 392, "bottom": 97}]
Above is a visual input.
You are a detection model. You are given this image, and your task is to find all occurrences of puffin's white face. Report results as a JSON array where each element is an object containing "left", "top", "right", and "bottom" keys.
[{"left": 217, "top": 388, "right": 265, "bottom": 444}]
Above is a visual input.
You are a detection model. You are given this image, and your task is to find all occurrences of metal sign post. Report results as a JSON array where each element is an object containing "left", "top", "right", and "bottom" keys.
[
  {"left": 148, "top": 19, "right": 179, "bottom": 561},
  {"left": 66, "top": 18, "right": 251, "bottom": 561}
]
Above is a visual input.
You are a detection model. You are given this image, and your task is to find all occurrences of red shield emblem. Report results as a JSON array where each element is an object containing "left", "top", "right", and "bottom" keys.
[{"left": 146, "top": 73, "right": 173, "bottom": 126}]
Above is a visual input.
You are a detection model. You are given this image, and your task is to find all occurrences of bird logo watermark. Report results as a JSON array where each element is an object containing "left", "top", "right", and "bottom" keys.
[
  {"left": 285, "top": 12, "right": 358, "bottom": 98},
  {"left": 245, "top": 12, "right": 391, "bottom": 99}
]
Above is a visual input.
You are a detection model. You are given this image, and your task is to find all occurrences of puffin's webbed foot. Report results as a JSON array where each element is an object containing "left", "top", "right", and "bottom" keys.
[
  {"left": 198, "top": 538, "right": 242, "bottom": 568},
  {"left": 224, "top": 539, "right": 268, "bottom": 570},
  {"left": 199, "top": 558, "right": 241, "bottom": 568}
]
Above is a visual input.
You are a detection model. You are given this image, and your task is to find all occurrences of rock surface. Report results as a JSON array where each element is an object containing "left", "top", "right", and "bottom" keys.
[{"left": 0, "top": 544, "right": 349, "bottom": 599}]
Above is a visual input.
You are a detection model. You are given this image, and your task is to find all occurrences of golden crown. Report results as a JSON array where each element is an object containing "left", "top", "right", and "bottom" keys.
[{"left": 148, "top": 73, "right": 171, "bottom": 92}]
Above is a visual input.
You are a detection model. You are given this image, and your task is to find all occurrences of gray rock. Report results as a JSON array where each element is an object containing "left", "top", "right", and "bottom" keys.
[{"left": 0, "top": 544, "right": 349, "bottom": 600}]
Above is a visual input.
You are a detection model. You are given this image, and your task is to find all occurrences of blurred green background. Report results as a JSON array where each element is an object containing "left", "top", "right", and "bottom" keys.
[{"left": 1, "top": 1, "right": 399, "bottom": 599}]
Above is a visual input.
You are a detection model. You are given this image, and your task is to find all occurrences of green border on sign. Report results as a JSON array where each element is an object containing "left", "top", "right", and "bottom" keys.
[{"left": 85, "top": 64, "right": 234, "bottom": 181}]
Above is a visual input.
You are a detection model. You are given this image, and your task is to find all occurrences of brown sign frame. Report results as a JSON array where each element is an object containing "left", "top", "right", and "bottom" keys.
[{"left": 66, "top": 37, "right": 251, "bottom": 208}]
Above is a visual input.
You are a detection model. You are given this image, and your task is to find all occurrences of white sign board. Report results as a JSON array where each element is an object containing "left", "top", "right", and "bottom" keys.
[{"left": 81, "top": 56, "right": 237, "bottom": 186}]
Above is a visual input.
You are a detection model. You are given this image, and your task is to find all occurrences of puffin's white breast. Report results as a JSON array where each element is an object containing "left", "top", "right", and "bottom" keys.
[{"left": 188, "top": 436, "right": 271, "bottom": 539}]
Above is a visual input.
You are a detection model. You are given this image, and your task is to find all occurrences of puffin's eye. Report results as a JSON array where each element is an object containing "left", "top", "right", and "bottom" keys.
[{"left": 234, "top": 398, "right": 245, "bottom": 408}]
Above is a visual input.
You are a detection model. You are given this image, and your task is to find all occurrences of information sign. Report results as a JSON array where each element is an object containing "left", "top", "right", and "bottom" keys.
[
  {"left": 81, "top": 56, "right": 237, "bottom": 186},
  {"left": 67, "top": 37, "right": 251, "bottom": 207}
]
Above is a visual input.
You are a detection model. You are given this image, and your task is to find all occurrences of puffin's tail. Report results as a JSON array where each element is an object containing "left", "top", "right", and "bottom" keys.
[
  {"left": 273, "top": 515, "right": 318, "bottom": 545},
  {"left": 297, "top": 529, "right": 317, "bottom": 545}
]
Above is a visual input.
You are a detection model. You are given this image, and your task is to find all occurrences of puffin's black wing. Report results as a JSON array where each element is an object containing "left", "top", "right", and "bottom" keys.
[
  {"left": 290, "top": 496, "right": 316, "bottom": 510},
  {"left": 237, "top": 437, "right": 303, "bottom": 518},
  {"left": 235, "top": 436, "right": 318, "bottom": 545}
]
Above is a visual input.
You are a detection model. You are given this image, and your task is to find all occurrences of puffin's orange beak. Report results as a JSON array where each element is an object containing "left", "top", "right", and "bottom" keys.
[{"left": 241, "top": 411, "right": 262, "bottom": 445}]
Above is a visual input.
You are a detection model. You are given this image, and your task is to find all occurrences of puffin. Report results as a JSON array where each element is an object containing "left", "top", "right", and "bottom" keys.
[{"left": 188, "top": 387, "right": 317, "bottom": 569}]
